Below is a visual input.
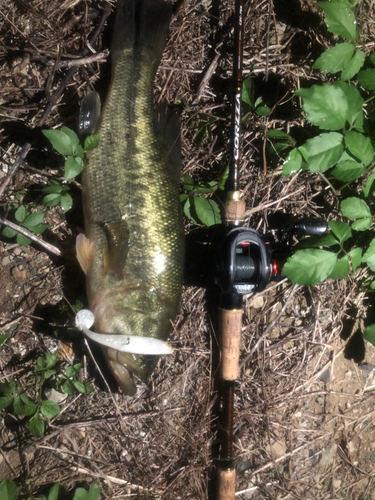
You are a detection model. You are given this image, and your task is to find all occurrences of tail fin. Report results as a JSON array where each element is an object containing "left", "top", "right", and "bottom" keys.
[{"left": 112, "top": 0, "right": 172, "bottom": 66}]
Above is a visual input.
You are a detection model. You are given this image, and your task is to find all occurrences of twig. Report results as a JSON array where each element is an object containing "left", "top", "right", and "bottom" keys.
[
  {"left": 0, "top": 143, "right": 31, "bottom": 199},
  {"left": 244, "top": 186, "right": 305, "bottom": 216},
  {"left": 52, "top": 49, "right": 109, "bottom": 69},
  {"left": 197, "top": 49, "right": 221, "bottom": 98},
  {"left": 0, "top": 217, "right": 61, "bottom": 257}
]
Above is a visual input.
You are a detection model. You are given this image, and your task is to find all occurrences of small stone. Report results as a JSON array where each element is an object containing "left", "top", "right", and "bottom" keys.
[
  {"left": 1, "top": 256, "right": 11, "bottom": 266},
  {"left": 318, "top": 368, "right": 331, "bottom": 383},
  {"left": 249, "top": 295, "right": 264, "bottom": 309},
  {"left": 359, "top": 362, "right": 374, "bottom": 374},
  {"left": 44, "top": 388, "right": 67, "bottom": 404}
]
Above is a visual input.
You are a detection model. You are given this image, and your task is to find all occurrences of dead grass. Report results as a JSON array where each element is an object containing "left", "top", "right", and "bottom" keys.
[{"left": 1, "top": 0, "right": 375, "bottom": 499}]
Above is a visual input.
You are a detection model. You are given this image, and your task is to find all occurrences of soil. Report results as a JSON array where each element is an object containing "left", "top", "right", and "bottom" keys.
[{"left": 1, "top": 0, "right": 375, "bottom": 499}]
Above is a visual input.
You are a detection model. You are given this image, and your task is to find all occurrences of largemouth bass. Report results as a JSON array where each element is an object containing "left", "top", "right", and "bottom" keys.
[{"left": 76, "top": 0, "right": 184, "bottom": 395}]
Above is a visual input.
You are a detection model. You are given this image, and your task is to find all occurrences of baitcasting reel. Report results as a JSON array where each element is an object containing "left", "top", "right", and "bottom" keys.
[{"left": 215, "top": 218, "right": 328, "bottom": 296}]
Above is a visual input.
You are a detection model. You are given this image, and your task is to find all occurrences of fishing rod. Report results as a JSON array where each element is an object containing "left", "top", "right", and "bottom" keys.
[{"left": 214, "top": 1, "right": 328, "bottom": 498}]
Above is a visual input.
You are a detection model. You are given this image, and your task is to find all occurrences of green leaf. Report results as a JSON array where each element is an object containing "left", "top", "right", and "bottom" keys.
[
  {"left": 255, "top": 106, "right": 271, "bottom": 116},
  {"left": 282, "top": 148, "right": 302, "bottom": 175},
  {"left": 13, "top": 395, "right": 37, "bottom": 416},
  {"left": 358, "top": 69, "right": 375, "bottom": 91},
  {"left": 331, "top": 152, "right": 365, "bottom": 182},
  {"left": 41, "top": 400, "right": 60, "bottom": 419},
  {"left": 73, "top": 484, "right": 101, "bottom": 500},
  {"left": 242, "top": 77, "right": 254, "bottom": 106},
  {"left": 282, "top": 249, "right": 337, "bottom": 286},
  {"left": 362, "top": 238, "right": 375, "bottom": 271},
  {"left": 42, "top": 184, "right": 63, "bottom": 194},
  {"left": 43, "top": 193, "right": 61, "bottom": 207},
  {"left": 179, "top": 193, "right": 188, "bottom": 203},
  {"left": 371, "top": 53, "right": 375, "bottom": 66},
  {"left": 192, "top": 197, "right": 221, "bottom": 226},
  {"left": 0, "top": 479, "right": 19, "bottom": 500},
  {"left": 72, "top": 380, "right": 93, "bottom": 394},
  {"left": 313, "top": 43, "right": 355, "bottom": 74},
  {"left": 341, "top": 50, "right": 365, "bottom": 81},
  {"left": 23, "top": 212, "right": 44, "bottom": 228},
  {"left": 0, "top": 381, "right": 16, "bottom": 395},
  {"left": 0, "top": 333, "right": 10, "bottom": 346},
  {"left": 341, "top": 197, "right": 371, "bottom": 219},
  {"left": 35, "top": 356, "right": 46, "bottom": 371},
  {"left": 2, "top": 227, "right": 17, "bottom": 239},
  {"left": 348, "top": 247, "right": 362, "bottom": 270},
  {"left": 60, "top": 193, "right": 73, "bottom": 211},
  {"left": 64, "top": 156, "right": 84, "bottom": 181},
  {"left": 84, "top": 134, "right": 100, "bottom": 151},
  {"left": 45, "top": 351, "right": 59, "bottom": 369},
  {"left": 61, "top": 127, "right": 80, "bottom": 151},
  {"left": 30, "top": 223, "right": 49, "bottom": 235},
  {"left": 193, "top": 183, "right": 216, "bottom": 194},
  {"left": 298, "top": 234, "right": 339, "bottom": 248},
  {"left": 43, "top": 369, "right": 56, "bottom": 380},
  {"left": 182, "top": 174, "right": 194, "bottom": 191},
  {"left": 18, "top": 394, "right": 37, "bottom": 416},
  {"left": 364, "top": 173, "right": 375, "bottom": 197},
  {"left": 296, "top": 84, "right": 347, "bottom": 130},
  {"left": 352, "top": 218, "right": 372, "bottom": 231},
  {"left": 0, "top": 396, "right": 13, "bottom": 410},
  {"left": 328, "top": 220, "right": 351, "bottom": 243},
  {"left": 48, "top": 483, "right": 60, "bottom": 500},
  {"left": 16, "top": 234, "right": 31, "bottom": 246},
  {"left": 364, "top": 324, "right": 375, "bottom": 345},
  {"left": 335, "top": 82, "right": 364, "bottom": 131},
  {"left": 28, "top": 411, "right": 44, "bottom": 437},
  {"left": 298, "top": 133, "right": 343, "bottom": 173},
  {"left": 43, "top": 129, "right": 75, "bottom": 156},
  {"left": 345, "top": 131, "right": 374, "bottom": 166},
  {"left": 15, "top": 205, "right": 27, "bottom": 223},
  {"left": 217, "top": 165, "right": 229, "bottom": 190},
  {"left": 267, "top": 130, "right": 292, "bottom": 139},
  {"left": 65, "top": 364, "right": 82, "bottom": 378},
  {"left": 62, "top": 380, "right": 75, "bottom": 396},
  {"left": 329, "top": 255, "right": 350, "bottom": 279},
  {"left": 318, "top": 0, "right": 358, "bottom": 42}
]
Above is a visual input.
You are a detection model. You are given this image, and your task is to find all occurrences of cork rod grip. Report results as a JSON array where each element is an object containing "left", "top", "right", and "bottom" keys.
[
  {"left": 217, "top": 468, "right": 236, "bottom": 500},
  {"left": 219, "top": 308, "right": 242, "bottom": 381},
  {"left": 224, "top": 199, "right": 246, "bottom": 226}
]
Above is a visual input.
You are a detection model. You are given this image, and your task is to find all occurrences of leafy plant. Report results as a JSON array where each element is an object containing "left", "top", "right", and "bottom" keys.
[
  {"left": 0, "top": 351, "right": 92, "bottom": 438},
  {"left": 180, "top": 167, "right": 228, "bottom": 226},
  {"left": 0, "top": 479, "right": 101, "bottom": 500},
  {"left": 280, "top": 0, "right": 375, "bottom": 344},
  {"left": 42, "top": 127, "right": 100, "bottom": 211},
  {"left": 2, "top": 206, "right": 49, "bottom": 246},
  {"left": 242, "top": 77, "right": 271, "bottom": 117}
]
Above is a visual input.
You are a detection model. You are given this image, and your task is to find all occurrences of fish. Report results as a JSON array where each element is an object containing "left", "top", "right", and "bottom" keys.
[{"left": 76, "top": 0, "right": 184, "bottom": 395}]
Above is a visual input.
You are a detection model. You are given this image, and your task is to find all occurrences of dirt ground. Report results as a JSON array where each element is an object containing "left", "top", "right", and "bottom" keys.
[{"left": 1, "top": 0, "right": 375, "bottom": 499}]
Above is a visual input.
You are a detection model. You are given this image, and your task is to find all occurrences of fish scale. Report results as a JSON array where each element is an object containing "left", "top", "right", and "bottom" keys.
[{"left": 78, "top": 0, "right": 184, "bottom": 395}]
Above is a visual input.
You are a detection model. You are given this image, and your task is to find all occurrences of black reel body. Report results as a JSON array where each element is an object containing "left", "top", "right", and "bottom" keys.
[
  {"left": 215, "top": 227, "right": 274, "bottom": 295},
  {"left": 215, "top": 218, "right": 328, "bottom": 296}
]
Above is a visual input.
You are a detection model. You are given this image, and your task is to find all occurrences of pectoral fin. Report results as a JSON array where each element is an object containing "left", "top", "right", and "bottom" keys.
[
  {"left": 101, "top": 220, "right": 130, "bottom": 279},
  {"left": 76, "top": 233, "right": 95, "bottom": 274}
]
